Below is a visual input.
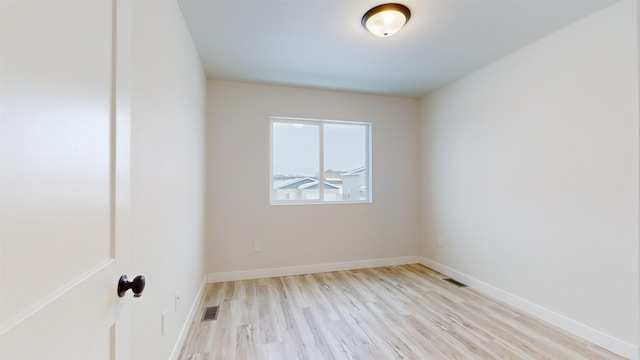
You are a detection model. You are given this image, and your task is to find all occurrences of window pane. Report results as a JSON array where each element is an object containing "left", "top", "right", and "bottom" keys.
[
  {"left": 270, "top": 117, "right": 371, "bottom": 205},
  {"left": 272, "top": 122, "right": 320, "bottom": 201},
  {"left": 324, "top": 123, "right": 367, "bottom": 201}
]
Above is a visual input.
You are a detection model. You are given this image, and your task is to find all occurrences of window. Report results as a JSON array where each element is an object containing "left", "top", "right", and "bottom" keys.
[{"left": 270, "top": 117, "right": 371, "bottom": 204}]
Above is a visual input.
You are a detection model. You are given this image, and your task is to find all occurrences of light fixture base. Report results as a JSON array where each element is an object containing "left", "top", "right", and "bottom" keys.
[{"left": 362, "top": 3, "right": 411, "bottom": 38}]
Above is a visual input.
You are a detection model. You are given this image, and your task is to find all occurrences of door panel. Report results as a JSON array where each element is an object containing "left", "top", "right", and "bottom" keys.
[
  {"left": 1, "top": 272, "right": 119, "bottom": 359},
  {"left": 0, "top": 0, "right": 132, "bottom": 358}
]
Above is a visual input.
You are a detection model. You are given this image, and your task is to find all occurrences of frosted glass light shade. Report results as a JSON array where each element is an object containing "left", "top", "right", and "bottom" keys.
[{"left": 362, "top": 3, "right": 411, "bottom": 37}]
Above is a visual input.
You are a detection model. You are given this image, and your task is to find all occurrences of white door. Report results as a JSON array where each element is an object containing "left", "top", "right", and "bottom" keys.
[{"left": 1, "top": 0, "right": 133, "bottom": 358}]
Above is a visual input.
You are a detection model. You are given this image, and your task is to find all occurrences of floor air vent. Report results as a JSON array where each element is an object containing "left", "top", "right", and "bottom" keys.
[
  {"left": 443, "top": 278, "right": 468, "bottom": 288},
  {"left": 202, "top": 306, "right": 219, "bottom": 322}
]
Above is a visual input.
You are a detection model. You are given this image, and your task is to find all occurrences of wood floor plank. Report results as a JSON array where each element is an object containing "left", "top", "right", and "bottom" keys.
[
  {"left": 256, "top": 283, "right": 280, "bottom": 345},
  {"left": 178, "top": 265, "right": 625, "bottom": 360}
]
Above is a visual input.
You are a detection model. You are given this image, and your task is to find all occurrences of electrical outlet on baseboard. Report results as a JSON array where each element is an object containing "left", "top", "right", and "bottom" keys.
[
  {"left": 254, "top": 242, "right": 261, "bottom": 253},
  {"left": 438, "top": 236, "right": 444, "bottom": 248}
]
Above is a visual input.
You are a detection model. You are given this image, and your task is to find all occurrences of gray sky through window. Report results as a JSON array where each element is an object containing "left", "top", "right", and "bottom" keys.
[{"left": 272, "top": 121, "right": 366, "bottom": 176}]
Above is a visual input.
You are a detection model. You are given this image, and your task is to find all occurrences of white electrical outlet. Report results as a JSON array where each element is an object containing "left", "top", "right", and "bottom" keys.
[
  {"left": 175, "top": 291, "right": 180, "bottom": 313},
  {"left": 254, "top": 242, "right": 261, "bottom": 253},
  {"left": 438, "top": 237, "right": 444, "bottom": 248},
  {"left": 161, "top": 310, "right": 167, "bottom": 335}
]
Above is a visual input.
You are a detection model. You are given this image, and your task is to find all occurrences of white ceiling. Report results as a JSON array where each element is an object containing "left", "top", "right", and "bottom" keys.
[{"left": 178, "top": 0, "right": 617, "bottom": 98}]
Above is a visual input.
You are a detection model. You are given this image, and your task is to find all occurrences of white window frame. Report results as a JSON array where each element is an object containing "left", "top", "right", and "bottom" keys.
[{"left": 270, "top": 116, "right": 372, "bottom": 205}]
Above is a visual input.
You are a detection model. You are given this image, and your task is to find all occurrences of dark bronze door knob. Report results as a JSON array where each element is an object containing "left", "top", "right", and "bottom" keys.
[{"left": 117, "top": 275, "right": 146, "bottom": 298}]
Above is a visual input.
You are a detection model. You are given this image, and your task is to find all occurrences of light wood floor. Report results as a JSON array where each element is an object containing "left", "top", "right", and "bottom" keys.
[{"left": 178, "top": 264, "right": 623, "bottom": 360}]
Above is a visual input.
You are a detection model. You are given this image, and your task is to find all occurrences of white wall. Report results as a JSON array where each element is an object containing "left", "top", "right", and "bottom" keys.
[
  {"left": 130, "top": 1, "right": 207, "bottom": 359},
  {"left": 419, "top": 0, "right": 639, "bottom": 356},
  {"left": 207, "top": 81, "right": 419, "bottom": 274}
]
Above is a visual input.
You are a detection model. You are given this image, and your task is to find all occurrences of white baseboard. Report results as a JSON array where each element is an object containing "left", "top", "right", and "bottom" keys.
[
  {"left": 170, "top": 275, "right": 208, "bottom": 360},
  {"left": 207, "top": 256, "right": 421, "bottom": 283},
  {"left": 418, "top": 257, "right": 638, "bottom": 360}
]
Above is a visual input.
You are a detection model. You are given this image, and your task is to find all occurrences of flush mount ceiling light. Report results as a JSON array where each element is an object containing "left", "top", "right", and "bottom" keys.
[{"left": 362, "top": 3, "right": 411, "bottom": 38}]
